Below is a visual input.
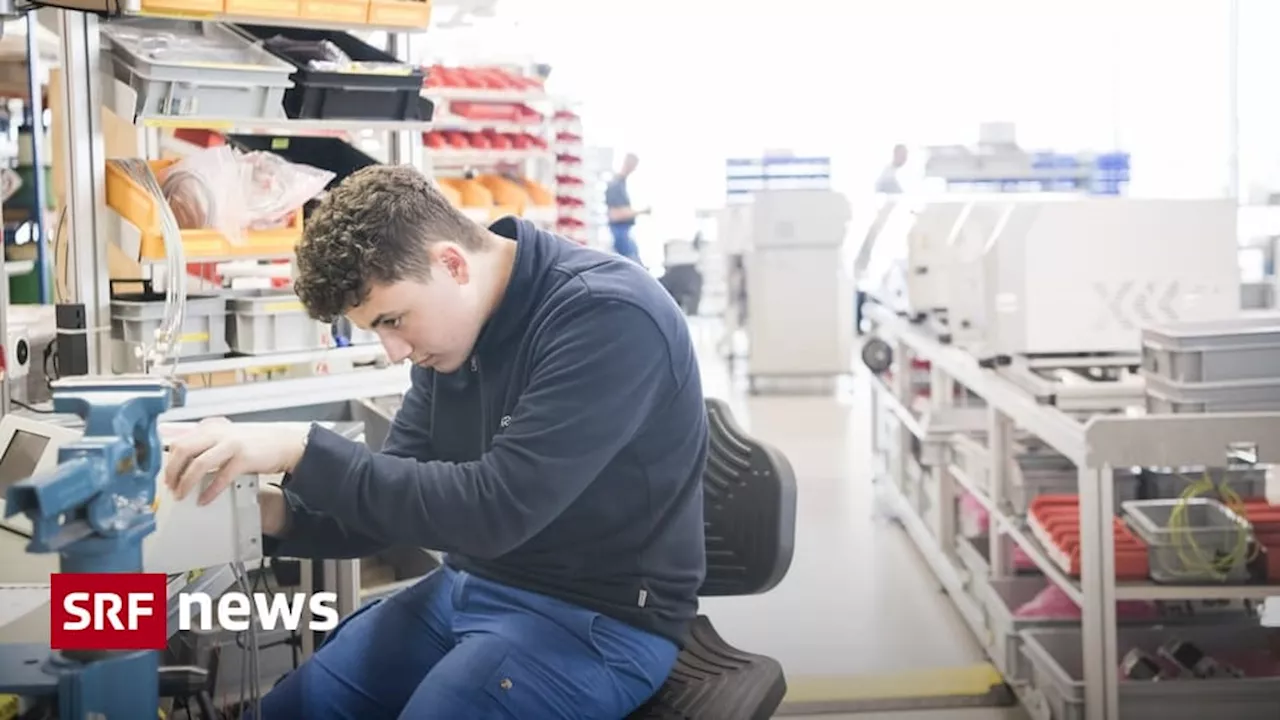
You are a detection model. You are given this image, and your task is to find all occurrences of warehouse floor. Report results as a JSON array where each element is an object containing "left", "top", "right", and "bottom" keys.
[{"left": 688, "top": 320, "right": 1027, "bottom": 720}]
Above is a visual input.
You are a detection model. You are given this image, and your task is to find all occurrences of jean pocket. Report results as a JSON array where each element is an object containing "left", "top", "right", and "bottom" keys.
[
  {"left": 586, "top": 614, "right": 679, "bottom": 695},
  {"left": 479, "top": 650, "right": 533, "bottom": 717},
  {"left": 317, "top": 597, "right": 384, "bottom": 650}
]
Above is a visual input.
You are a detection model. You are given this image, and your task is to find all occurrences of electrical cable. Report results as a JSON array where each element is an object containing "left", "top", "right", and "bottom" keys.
[
  {"left": 257, "top": 558, "right": 300, "bottom": 670},
  {"left": 195, "top": 691, "right": 218, "bottom": 720},
  {"left": 10, "top": 398, "right": 53, "bottom": 413},
  {"left": 105, "top": 159, "right": 188, "bottom": 376},
  {"left": 230, "top": 562, "right": 262, "bottom": 720},
  {"left": 41, "top": 339, "right": 58, "bottom": 388}
]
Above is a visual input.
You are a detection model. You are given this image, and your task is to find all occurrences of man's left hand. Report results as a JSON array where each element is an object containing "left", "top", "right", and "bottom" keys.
[{"left": 164, "top": 418, "right": 311, "bottom": 506}]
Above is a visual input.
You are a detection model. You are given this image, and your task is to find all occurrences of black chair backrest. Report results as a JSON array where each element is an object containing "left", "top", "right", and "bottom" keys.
[{"left": 699, "top": 397, "right": 797, "bottom": 597}]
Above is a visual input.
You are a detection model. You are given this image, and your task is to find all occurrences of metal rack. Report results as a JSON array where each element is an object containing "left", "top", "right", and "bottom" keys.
[
  {"left": 52, "top": 6, "right": 429, "bottom": 406},
  {"left": 8, "top": 4, "right": 438, "bottom": 695},
  {"left": 864, "top": 302, "right": 1280, "bottom": 720}
]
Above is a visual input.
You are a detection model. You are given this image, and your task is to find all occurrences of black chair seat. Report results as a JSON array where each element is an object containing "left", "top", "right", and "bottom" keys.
[{"left": 627, "top": 615, "right": 786, "bottom": 720}]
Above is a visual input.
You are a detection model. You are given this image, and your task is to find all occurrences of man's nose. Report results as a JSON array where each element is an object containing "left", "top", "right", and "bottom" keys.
[{"left": 381, "top": 334, "right": 413, "bottom": 364}]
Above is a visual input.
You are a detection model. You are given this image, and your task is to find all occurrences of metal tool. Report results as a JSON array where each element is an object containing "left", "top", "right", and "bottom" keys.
[{"left": 0, "top": 375, "right": 185, "bottom": 719}]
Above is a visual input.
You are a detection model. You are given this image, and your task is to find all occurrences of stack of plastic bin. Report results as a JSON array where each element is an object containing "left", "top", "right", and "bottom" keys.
[
  {"left": 226, "top": 290, "right": 330, "bottom": 355},
  {"left": 101, "top": 18, "right": 295, "bottom": 120},
  {"left": 1141, "top": 316, "right": 1280, "bottom": 414}
]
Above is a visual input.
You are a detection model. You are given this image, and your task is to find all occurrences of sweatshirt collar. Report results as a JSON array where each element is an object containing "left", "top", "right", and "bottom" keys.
[{"left": 474, "top": 215, "right": 540, "bottom": 354}]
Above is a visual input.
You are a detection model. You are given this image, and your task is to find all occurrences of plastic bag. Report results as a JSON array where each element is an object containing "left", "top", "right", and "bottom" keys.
[
  {"left": 159, "top": 145, "right": 249, "bottom": 245},
  {"left": 237, "top": 151, "right": 335, "bottom": 231},
  {"left": 263, "top": 35, "right": 409, "bottom": 75}
]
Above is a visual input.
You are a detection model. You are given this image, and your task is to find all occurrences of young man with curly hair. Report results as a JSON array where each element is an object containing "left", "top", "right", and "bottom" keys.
[{"left": 163, "top": 165, "right": 709, "bottom": 718}]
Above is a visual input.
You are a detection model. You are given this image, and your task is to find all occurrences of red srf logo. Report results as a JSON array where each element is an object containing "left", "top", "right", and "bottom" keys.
[{"left": 50, "top": 573, "right": 167, "bottom": 651}]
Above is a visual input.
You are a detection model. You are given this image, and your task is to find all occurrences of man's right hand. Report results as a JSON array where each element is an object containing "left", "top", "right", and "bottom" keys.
[{"left": 164, "top": 417, "right": 311, "bottom": 507}]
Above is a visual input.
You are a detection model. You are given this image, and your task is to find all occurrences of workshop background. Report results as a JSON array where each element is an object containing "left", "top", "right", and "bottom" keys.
[{"left": 2, "top": 0, "right": 1280, "bottom": 719}]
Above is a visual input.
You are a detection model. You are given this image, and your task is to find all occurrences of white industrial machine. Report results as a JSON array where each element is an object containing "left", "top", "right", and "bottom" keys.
[
  {"left": 857, "top": 198, "right": 914, "bottom": 319},
  {"left": 5, "top": 326, "right": 28, "bottom": 381},
  {"left": 862, "top": 195, "right": 1241, "bottom": 362},
  {"left": 0, "top": 415, "right": 262, "bottom": 574},
  {"left": 8, "top": 305, "right": 57, "bottom": 402},
  {"left": 902, "top": 199, "right": 969, "bottom": 316},
  {"left": 739, "top": 190, "right": 854, "bottom": 390}
]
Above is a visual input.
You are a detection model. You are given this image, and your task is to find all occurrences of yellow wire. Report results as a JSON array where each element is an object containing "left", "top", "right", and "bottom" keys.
[{"left": 1161, "top": 469, "right": 1258, "bottom": 581}]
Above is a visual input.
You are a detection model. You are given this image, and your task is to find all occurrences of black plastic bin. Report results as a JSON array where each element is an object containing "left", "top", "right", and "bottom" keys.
[
  {"left": 227, "top": 135, "right": 379, "bottom": 189},
  {"left": 234, "top": 24, "right": 430, "bottom": 121}
]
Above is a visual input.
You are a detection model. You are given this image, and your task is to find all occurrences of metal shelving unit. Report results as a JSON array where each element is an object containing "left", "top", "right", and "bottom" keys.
[
  {"left": 53, "top": 6, "right": 428, "bottom": 406},
  {"left": 865, "top": 302, "right": 1280, "bottom": 720},
  {"left": 418, "top": 63, "right": 559, "bottom": 233},
  {"left": 28, "top": 5, "right": 438, "bottom": 691}
]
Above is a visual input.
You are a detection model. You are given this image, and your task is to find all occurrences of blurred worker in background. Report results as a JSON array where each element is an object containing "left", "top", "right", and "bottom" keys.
[
  {"left": 875, "top": 143, "right": 908, "bottom": 194},
  {"left": 163, "top": 165, "right": 708, "bottom": 719},
  {"left": 606, "top": 152, "right": 651, "bottom": 263}
]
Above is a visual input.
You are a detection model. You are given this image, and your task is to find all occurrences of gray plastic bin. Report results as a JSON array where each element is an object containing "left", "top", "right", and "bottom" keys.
[
  {"left": 227, "top": 290, "right": 328, "bottom": 355},
  {"left": 1142, "top": 315, "right": 1280, "bottom": 384},
  {"left": 101, "top": 18, "right": 294, "bottom": 119},
  {"left": 1020, "top": 625, "right": 1280, "bottom": 720},
  {"left": 110, "top": 294, "right": 228, "bottom": 373},
  {"left": 1121, "top": 499, "right": 1253, "bottom": 584},
  {"left": 1145, "top": 373, "right": 1280, "bottom": 414},
  {"left": 983, "top": 577, "right": 1077, "bottom": 683},
  {"left": 1007, "top": 457, "right": 1140, "bottom": 515}
]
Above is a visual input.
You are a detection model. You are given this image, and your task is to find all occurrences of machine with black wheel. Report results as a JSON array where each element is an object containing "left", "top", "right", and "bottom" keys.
[{"left": 629, "top": 397, "right": 798, "bottom": 720}]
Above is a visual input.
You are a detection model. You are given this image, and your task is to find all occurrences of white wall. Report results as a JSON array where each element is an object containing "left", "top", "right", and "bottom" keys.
[
  {"left": 1236, "top": 0, "right": 1280, "bottom": 204},
  {"left": 432, "top": 0, "right": 1237, "bottom": 247}
]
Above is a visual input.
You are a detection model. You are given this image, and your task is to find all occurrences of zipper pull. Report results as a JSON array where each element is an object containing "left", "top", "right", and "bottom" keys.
[{"left": 470, "top": 356, "right": 478, "bottom": 373}]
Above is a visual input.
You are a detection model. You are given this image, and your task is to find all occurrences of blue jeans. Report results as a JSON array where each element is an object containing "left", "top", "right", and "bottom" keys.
[
  {"left": 259, "top": 565, "right": 679, "bottom": 719},
  {"left": 610, "top": 224, "right": 641, "bottom": 263}
]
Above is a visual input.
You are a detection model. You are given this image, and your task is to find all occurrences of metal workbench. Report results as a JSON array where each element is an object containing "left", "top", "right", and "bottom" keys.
[
  {"left": 864, "top": 303, "right": 1280, "bottom": 720},
  {"left": 0, "top": 421, "right": 380, "bottom": 661}
]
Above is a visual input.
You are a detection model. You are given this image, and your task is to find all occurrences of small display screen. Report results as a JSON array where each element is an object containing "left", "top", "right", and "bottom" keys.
[{"left": 0, "top": 430, "right": 50, "bottom": 491}]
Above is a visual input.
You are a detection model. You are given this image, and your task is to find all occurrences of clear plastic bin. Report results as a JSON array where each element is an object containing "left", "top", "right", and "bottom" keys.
[
  {"left": 1020, "top": 625, "right": 1280, "bottom": 720},
  {"left": 226, "top": 290, "right": 329, "bottom": 355},
  {"left": 1121, "top": 499, "right": 1253, "bottom": 584},
  {"left": 102, "top": 18, "right": 294, "bottom": 119},
  {"left": 1142, "top": 315, "right": 1280, "bottom": 384}
]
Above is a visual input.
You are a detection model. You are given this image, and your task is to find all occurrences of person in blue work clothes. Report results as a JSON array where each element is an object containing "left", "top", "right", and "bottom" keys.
[
  {"left": 605, "top": 152, "right": 650, "bottom": 263},
  {"left": 163, "top": 164, "right": 709, "bottom": 719}
]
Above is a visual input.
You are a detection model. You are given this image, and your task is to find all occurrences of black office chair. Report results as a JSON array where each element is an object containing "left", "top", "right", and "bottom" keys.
[{"left": 629, "top": 397, "right": 798, "bottom": 720}]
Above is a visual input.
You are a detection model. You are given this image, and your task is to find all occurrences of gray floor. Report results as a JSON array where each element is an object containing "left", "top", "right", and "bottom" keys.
[{"left": 690, "top": 321, "right": 1027, "bottom": 720}]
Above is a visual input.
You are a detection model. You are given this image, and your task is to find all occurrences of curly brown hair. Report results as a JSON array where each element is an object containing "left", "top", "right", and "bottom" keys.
[{"left": 293, "top": 164, "right": 490, "bottom": 322}]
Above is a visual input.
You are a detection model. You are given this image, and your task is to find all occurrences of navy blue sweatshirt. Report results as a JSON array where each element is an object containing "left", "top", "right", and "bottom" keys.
[{"left": 269, "top": 217, "right": 709, "bottom": 644}]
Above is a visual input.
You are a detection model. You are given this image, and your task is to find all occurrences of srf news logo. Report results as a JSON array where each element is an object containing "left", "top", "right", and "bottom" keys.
[{"left": 51, "top": 573, "right": 339, "bottom": 651}]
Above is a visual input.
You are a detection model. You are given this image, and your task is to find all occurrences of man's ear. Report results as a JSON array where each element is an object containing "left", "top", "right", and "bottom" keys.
[{"left": 436, "top": 244, "right": 470, "bottom": 284}]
